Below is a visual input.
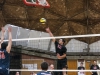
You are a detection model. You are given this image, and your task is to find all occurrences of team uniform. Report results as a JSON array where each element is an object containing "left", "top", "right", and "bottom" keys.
[
  {"left": 37, "top": 71, "right": 52, "bottom": 75},
  {"left": 90, "top": 65, "right": 99, "bottom": 75},
  {"left": 55, "top": 41, "right": 67, "bottom": 75},
  {"left": 0, "top": 49, "right": 10, "bottom": 75},
  {"left": 49, "top": 71, "right": 57, "bottom": 75},
  {"left": 78, "top": 66, "right": 85, "bottom": 75}
]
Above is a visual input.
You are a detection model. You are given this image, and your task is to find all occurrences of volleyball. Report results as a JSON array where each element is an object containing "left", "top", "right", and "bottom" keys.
[{"left": 40, "top": 18, "right": 46, "bottom": 24}]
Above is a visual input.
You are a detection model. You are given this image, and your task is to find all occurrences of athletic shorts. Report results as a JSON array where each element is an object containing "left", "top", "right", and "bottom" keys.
[
  {"left": 0, "top": 68, "right": 9, "bottom": 75},
  {"left": 57, "top": 58, "right": 67, "bottom": 69}
]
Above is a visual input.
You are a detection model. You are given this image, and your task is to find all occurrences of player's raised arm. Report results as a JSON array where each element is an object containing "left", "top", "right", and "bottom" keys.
[
  {"left": 46, "top": 27, "right": 55, "bottom": 42},
  {"left": 6, "top": 26, "right": 12, "bottom": 53},
  {"left": 0, "top": 27, "right": 5, "bottom": 49}
]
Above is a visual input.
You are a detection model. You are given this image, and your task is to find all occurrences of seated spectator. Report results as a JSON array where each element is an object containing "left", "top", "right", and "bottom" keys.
[{"left": 49, "top": 64, "right": 57, "bottom": 75}]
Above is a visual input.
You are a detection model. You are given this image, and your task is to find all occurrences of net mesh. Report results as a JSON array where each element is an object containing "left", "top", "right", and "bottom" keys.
[
  {"left": 3, "top": 24, "right": 100, "bottom": 53},
  {"left": 1, "top": 24, "right": 100, "bottom": 75}
]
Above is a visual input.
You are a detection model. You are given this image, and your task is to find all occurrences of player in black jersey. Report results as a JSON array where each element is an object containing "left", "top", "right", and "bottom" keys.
[{"left": 46, "top": 27, "right": 67, "bottom": 75}]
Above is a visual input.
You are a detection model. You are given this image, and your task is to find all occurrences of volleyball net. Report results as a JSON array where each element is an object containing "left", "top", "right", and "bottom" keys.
[
  {"left": 1, "top": 24, "right": 100, "bottom": 75},
  {"left": 9, "top": 69, "right": 100, "bottom": 72},
  {"left": 9, "top": 69, "right": 100, "bottom": 75},
  {"left": 1, "top": 23, "right": 100, "bottom": 51},
  {"left": 3, "top": 24, "right": 100, "bottom": 53}
]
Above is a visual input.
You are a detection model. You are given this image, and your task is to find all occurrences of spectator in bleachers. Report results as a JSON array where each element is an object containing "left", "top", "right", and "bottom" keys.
[
  {"left": 78, "top": 62, "right": 85, "bottom": 75},
  {"left": 49, "top": 64, "right": 57, "bottom": 75},
  {"left": 49, "top": 64, "right": 54, "bottom": 75},
  {"left": 90, "top": 60, "right": 99, "bottom": 75}
]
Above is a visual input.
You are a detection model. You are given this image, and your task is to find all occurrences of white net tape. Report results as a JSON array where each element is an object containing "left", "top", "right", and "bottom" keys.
[
  {"left": 10, "top": 69, "right": 100, "bottom": 72},
  {"left": 4, "top": 34, "right": 100, "bottom": 42}
]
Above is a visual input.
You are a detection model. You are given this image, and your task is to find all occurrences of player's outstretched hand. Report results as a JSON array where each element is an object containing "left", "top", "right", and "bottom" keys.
[
  {"left": 46, "top": 27, "right": 51, "bottom": 33},
  {"left": 8, "top": 26, "right": 12, "bottom": 32},
  {"left": 1, "top": 27, "right": 5, "bottom": 32}
]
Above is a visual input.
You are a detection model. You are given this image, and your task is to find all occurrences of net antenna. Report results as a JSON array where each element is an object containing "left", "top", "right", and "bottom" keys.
[
  {"left": 23, "top": 0, "right": 50, "bottom": 8},
  {"left": 10, "top": 69, "right": 100, "bottom": 72}
]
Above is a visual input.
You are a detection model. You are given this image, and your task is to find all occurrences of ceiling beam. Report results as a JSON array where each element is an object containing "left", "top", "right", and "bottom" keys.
[
  {"left": 0, "top": 0, "right": 6, "bottom": 10},
  {"left": 53, "top": 22, "right": 66, "bottom": 35},
  {"left": 24, "top": 6, "right": 31, "bottom": 29},
  {"left": 46, "top": 9, "right": 65, "bottom": 19}
]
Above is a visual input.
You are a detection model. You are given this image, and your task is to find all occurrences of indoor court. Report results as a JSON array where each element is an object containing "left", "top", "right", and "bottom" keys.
[{"left": 0, "top": 0, "right": 100, "bottom": 75}]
